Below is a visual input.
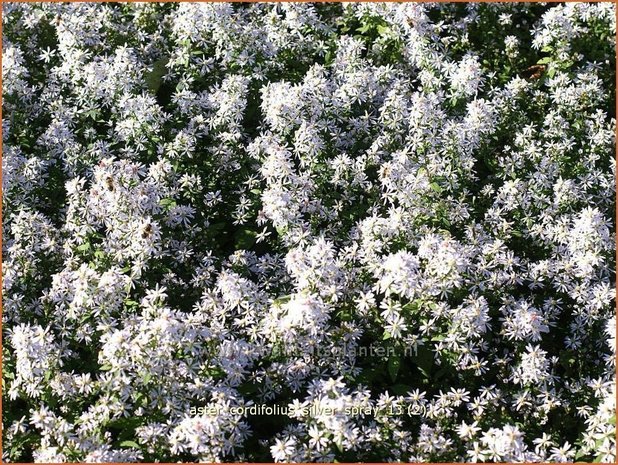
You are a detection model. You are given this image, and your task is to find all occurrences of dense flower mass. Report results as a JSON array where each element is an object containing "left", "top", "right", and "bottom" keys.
[{"left": 2, "top": 2, "right": 616, "bottom": 463}]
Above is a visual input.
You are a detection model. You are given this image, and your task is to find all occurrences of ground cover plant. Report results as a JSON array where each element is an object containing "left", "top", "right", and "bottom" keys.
[{"left": 2, "top": 2, "right": 616, "bottom": 463}]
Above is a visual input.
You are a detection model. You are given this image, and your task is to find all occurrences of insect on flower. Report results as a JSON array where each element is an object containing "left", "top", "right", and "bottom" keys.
[
  {"left": 141, "top": 223, "right": 153, "bottom": 239},
  {"left": 521, "top": 64, "right": 546, "bottom": 80}
]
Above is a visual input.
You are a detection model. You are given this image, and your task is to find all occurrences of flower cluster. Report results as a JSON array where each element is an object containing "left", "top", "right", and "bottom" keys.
[{"left": 2, "top": 2, "right": 615, "bottom": 463}]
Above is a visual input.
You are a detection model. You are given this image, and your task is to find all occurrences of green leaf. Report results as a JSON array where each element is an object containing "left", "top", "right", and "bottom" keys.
[
  {"left": 208, "top": 222, "right": 227, "bottom": 232},
  {"left": 356, "top": 23, "right": 371, "bottom": 34},
  {"left": 537, "top": 56, "right": 552, "bottom": 65},
  {"left": 83, "top": 108, "right": 101, "bottom": 120},
  {"left": 77, "top": 242, "right": 91, "bottom": 252},
  {"left": 429, "top": 182, "right": 443, "bottom": 194},
  {"left": 390, "top": 383, "right": 412, "bottom": 395},
  {"left": 145, "top": 57, "right": 168, "bottom": 93},
  {"left": 388, "top": 356, "right": 401, "bottom": 382},
  {"left": 119, "top": 440, "right": 140, "bottom": 449},
  {"left": 334, "top": 439, "right": 344, "bottom": 453},
  {"left": 415, "top": 345, "right": 433, "bottom": 377},
  {"left": 324, "top": 49, "right": 335, "bottom": 66},
  {"left": 238, "top": 382, "right": 260, "bottom": 395},
  {"left": 159, "top": 198, "right": 177, "bottom": 210},
  {"left": 356, "top": 367, "right": 379, "bottom": 385},
  {"left": 402, "top": 300, "right": 422, "bottom": 315},
  {"left": 205, "top": 366, "right": 226, "bottom": 378},
  {"left": 273, "top": 295, "right": 292, "bottom": 306},
  {"left": 235, "top": 228, "right": 257, "bottom": 250},
  {"left": 275, "top": 225, "right": 288, "bottom": 237},
  {"left": 377, "top": 24, "right": 390, "bottom": 36},
  {"left": 337, "top": 309, "right": 352, "bottom": 322},
  {"left": 109, "top": 416, "right": 144, "bottom": 431}
]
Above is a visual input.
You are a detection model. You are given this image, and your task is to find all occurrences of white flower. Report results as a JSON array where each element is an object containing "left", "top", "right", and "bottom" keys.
[
  {"left": 270, "top": 438, "right": 296, "bottom": 462},
  {"left": 448, "top": 53, "right": 483, "bottom": 97}
]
